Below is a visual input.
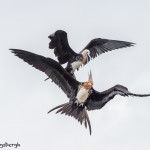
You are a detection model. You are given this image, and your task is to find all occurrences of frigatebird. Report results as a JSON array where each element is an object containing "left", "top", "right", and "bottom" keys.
[
  {"left": 48, "top": 30, "right": 134, "bottom": 76},
  {"left": 10, "top": 48, "right": 150, "bottom": 135}
]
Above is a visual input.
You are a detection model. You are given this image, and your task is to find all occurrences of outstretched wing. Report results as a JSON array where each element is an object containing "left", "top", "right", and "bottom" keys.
[
  {"left": 10, "top": 49, "right": 80, "bottom": 98},
  {"left": 48, "top": 30, "right": 78, "bottom": 64},
  {"left": 80, "top": 38, "right": 135, "bottom": 65},
  {"left": 86, "top": 85, "right": 150, "bottom": 111}
]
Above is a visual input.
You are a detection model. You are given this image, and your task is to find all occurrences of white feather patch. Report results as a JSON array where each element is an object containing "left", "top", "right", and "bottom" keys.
[
  {"left": 76, "top": 87, "right": 90, "bottom": 103},
  {"left": 71, "top": 61, "right": 82, "bottom": 71}
]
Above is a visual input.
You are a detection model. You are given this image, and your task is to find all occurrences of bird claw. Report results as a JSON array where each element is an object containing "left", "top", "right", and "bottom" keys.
[
  {"left": 74, "top": 100, "right": 84, "bottom": 107},
  {"left": 79, "top": 103, "right": 84, "bottom": 107}
]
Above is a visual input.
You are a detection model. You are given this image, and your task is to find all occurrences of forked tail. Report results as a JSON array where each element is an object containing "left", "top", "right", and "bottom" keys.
[{"left": 48, "top": 102, "right": 92, "bottom": 135}]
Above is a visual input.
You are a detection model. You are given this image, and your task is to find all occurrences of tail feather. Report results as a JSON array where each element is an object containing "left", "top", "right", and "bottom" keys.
[
  {"left": 84, "top": 108, "right": 92, "bottom": 135},
  {"left": 78, "top": 110, "right": 84, "bottom": 125},
  {"left": 48, "top": 102, "right": 92, "bottom": 135},
  {"left": 56, "top": 107, "right": 66, "bottom": 114},
  {"left": 61, "top": 105, "right": 70, "bottom": 114},
  {"left": 61, "top": 103, "right": 73, "bottom": 115},
  {"left": 64, "top": 104, "right": 73, "bottom": 116},
  {"left": 83, "top": 110, "right": 87, "bottom": 128},
  {"left": 74, "top": 106, "right": 80, "bottom": 120},
  {"left": 47, "top": 103, "right": 68, "bottom": 113}
]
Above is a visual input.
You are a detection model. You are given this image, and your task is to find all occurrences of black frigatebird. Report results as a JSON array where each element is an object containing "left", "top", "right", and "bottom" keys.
[
  {"left": 10, "top": 48, "right": 150, "bottom": 135},
  {"left": 48, "top": 30, "right": 135, "bottom": 76}
]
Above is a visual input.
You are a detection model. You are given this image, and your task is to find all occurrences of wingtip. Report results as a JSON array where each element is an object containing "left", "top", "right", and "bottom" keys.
[
  {"left": 9, "top": 48, "right": 14, "bottom": 51},
  {"left": 9, "top": 48, "right": 18, "bottom": 54},
  {"left": 128, "top": 92, "right": 150, "bottom": 97},
  {"left": 9, "top": 48, "right": 16, "bottom": 50},
  {"left": 131, "top": 42, "right": 136, "bottom": 46},
  {"left": 126, "top": 42, "right": 135, "bottom": 47}
]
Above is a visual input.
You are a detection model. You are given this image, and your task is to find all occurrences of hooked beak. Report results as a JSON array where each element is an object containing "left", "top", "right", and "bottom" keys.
[
  {"left": 86, "top": 53, "right": 91, "bottom": 63},
  {"left": 88, "top": 70, "right": 93, "bottom": 81},
  {"left": 48, "top": 32, "right": 55, "bottom": 40},
  {"left": 48, "top": 32, "right": 56, "bottom": 49}
]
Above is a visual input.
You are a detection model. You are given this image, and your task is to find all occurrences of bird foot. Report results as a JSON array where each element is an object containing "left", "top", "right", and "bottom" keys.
[{"left": 74, "top": 100, "right": 84, "bottom": 107}]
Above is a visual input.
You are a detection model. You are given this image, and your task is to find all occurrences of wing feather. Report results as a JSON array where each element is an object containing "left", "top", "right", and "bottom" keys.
[
  {"left": 86, "top": 85, "right": 150, "bottom": 111},
  {"left": 48, "top": 30, "right": 78, "bottom": 64},
  {"left": 80, "top": 38, "right": 135, "bottom": 65},
  {"left": 10, "top": 48, "right": 79, "bottom": 98}
]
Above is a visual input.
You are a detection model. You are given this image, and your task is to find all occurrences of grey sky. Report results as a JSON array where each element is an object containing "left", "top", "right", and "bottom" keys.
[{"left": 1, "top": 0, "right": 150, "bottom": 150}]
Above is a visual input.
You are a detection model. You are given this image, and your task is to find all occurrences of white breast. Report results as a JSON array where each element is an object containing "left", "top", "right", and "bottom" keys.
[
  {"left": 76, "top": 87, "right": 89, "bottom": 104},
  {"left": 71, "top": 61, "right": 82, "bottom": 71}
]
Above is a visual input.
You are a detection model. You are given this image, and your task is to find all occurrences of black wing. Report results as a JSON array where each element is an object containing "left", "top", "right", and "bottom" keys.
[
  {"left": 80, "top": 38, "right": 135, "bottom": 65},
  {"left": 10, "top": 48, "right": 80, "bottom": 98},
  {"left": 48, "top": 30, "right": 78, "bottom": 64},
  {"left": 86, "top": 85, "right": 150, "bottom": 111}
]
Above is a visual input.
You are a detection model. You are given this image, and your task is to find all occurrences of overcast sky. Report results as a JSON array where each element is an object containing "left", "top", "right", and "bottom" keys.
[{"left": 1, "top": 0, "right": 150, "bottom": 149}]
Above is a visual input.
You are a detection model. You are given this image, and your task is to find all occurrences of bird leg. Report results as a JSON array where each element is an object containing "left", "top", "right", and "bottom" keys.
[{"left": 74, "top": 100, "right": 84, "bottom": 107}]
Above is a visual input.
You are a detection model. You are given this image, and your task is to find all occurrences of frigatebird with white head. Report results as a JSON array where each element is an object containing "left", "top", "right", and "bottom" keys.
[
  {"left": 48, "top": 30, "right": 135, "bottom": 76},
  {"left": 10, "top": 49, "right": 150, "bottom": 135}
]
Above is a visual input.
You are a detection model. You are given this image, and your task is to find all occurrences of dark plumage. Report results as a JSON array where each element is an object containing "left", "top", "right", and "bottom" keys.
[
  {"left": 10, "top": 48, "right": 150, "bottom": 135},
  {"left": 48, "top": 30, "right": 135, "bottom": 74}
]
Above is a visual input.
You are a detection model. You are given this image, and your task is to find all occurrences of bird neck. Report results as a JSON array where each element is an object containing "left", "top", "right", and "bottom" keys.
[
  {"left": 81, "top": 53, "right": 87, "bottom": 63},
  {"left": 83, "top": 81, "right": 93, "bottom": 90}
]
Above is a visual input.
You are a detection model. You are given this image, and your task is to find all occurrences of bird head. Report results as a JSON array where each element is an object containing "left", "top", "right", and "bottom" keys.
[
  {"left": 83, "top": 70, "right": 93, "bottom": 90},
  {"left": 48, "top": 30, "right": 67, "bottom": 49},
  {"left": 82, "top": 49, "right": 91, "bottom": 63}
]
